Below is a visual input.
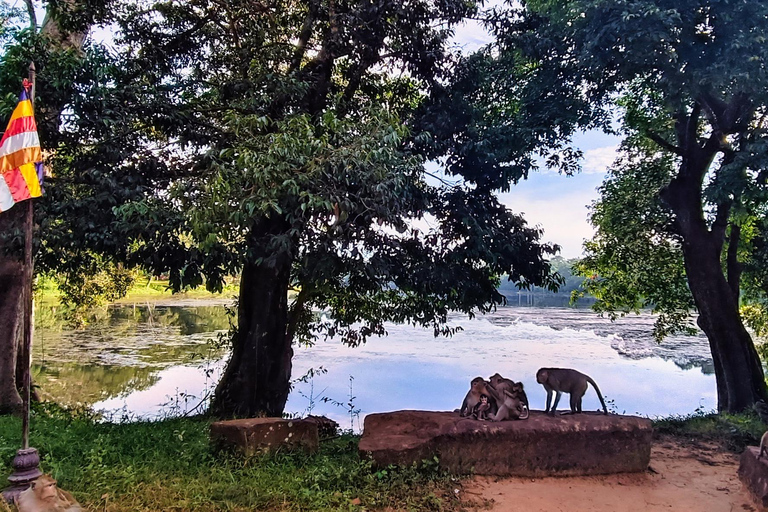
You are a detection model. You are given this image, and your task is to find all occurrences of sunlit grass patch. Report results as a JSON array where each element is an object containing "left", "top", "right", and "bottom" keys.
[
  {"left": 652, "top": 410, "right": 766, "bottom": 452},
  {"left": 0, "top": 405, "right": 462, "bottom": 511}
]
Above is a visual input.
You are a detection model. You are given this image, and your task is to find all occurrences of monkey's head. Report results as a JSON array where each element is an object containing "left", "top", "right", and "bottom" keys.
[
  {"left": 480, "top": 394, "right": 488, "bottom": 404},
  {"left": 470, "top": 377, "right": 486, "bottom": 390},
  {"left": 471, "top": 377, "right": 494, "bottom": 398},
  {"left": 536, "top": 369, "right": 548, "bottom": 384},
  {"left": 32, "top": 475, "right": 58, "bottom": 503},
  {"left": 489, "top": 373, "right": 503, "bottom": 386}
]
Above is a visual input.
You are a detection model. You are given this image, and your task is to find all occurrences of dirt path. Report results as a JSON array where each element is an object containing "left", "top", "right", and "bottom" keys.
[{"left": 463, "top": 436, "right": 758, "bottom": 512}]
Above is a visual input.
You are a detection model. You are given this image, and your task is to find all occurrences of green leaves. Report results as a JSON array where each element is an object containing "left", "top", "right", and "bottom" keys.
[
  {"left": 0, "top": 0, "right": 567, "bottom": 346},
  {"left": 574, "top": 146, "right": 697, "bottom": 340}
]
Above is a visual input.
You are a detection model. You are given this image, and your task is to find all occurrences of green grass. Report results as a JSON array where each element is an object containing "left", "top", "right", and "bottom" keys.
[
  {"left": 0, "top": 405, "right": 461, "bottom": 511},
  {"left": 7, "top": 407, "right": 764, "bottom": 511},
  {"left": 652, "top": 410, "right": 766, "bottom": 452},
  {"left": 112, "top": 277, "right": 239, "bottom": 303},
  {"left": 36, "top": 275, "right": 239, "bottom": 308}
]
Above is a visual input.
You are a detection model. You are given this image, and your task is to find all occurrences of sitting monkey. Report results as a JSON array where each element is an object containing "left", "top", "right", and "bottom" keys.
[
  {"left": 491, "top": 389, "right": 529, "bottom": 421},
  {"left": 471, "top": 394, "right": 493, "bottom": 420},
  {"left": 460, "top": 377, "right": 498, "bottom": 417},
  {"left": 16, "top": 474, "right": 81, "bottom": 512},
  {"left": 488, "top": 373, "right": 529, "bottom": 409},
  {"left": 536, "top": 367, "right": 608, "bottom": 415}
]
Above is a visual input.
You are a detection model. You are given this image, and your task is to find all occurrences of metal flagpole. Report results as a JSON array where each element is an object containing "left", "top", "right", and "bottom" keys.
[
  {"left": 21, "top": 62, "right": 35, "bottom": 451},
  {"left": 2, "top": 61, "right": 43, "bottom": 504}
]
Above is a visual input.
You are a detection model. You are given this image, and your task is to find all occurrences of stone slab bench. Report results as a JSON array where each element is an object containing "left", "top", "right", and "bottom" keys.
[
  {"left": 739, "top": 446, "right": 768, "bottom": 509},
  {"left": 210, "top": 418, "right": 320, "bottom": 456},
  {"left": 358, "top": 410, "right": 652, "bottom": 477}
]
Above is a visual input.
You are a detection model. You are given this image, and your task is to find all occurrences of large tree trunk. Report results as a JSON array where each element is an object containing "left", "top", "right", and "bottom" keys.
[
  {"left": 664, "top": 145, "right": 768, "bottom": 413},
  {"left": 209, "top": 216, "right": 295, "bottom": 418},
  {"left": 0, "top": 1, "right": 91, "bottom": 415},
  {"left": 681, "top": 233, "right": 767, "bottom": 411},
  {"left": 0, "top": 208, "right": 25, "bottom": 414}
]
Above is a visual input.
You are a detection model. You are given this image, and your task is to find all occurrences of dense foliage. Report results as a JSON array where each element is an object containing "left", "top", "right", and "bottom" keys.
[
  {"left": 1, "top": 0, "right": 565, "bottom": 416},
  {"left": 493, "top": 0, "right": 768, "bottom": 411}
]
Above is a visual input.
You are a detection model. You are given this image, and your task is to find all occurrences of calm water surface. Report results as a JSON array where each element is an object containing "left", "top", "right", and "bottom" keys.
[{"left": 32, "top": 301, "right": 716, "bottom": 430}]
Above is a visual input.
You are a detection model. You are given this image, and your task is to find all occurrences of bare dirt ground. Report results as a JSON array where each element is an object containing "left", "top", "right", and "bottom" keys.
[{"left": 463, "top": 435, "right": 759, "bottom": 512}]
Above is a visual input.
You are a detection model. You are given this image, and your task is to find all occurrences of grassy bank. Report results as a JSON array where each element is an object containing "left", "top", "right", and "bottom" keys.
[
  {"left": 2, "top": 407, "right": 766, "bottom": 511},
  {"left": 111, "top": 279, "right": 239, "bottom": 303},
  {"left": 652, "top": 410, "right": 766, "bottom": 452},
  {"left": 37, "top": 275, "right": 239, "bottom": 306},
  {"left": 0, "top": 405, "right": 459, "bottom": 512}
]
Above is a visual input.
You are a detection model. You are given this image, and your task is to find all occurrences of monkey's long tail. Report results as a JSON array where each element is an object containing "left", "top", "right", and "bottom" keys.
[
  {"left": 586, "top": 377, "right": 609, "bottom": 414},
  {"left": 519, "top": 405, "right": 529, "bottom": 420}
]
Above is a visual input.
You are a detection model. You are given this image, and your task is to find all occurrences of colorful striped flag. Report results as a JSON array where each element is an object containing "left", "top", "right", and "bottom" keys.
[{"left": 0, "top": 81, "right": 43, "bottom": 213}]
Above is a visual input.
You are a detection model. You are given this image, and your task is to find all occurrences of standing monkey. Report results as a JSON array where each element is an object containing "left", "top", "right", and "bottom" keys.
[{"left": 536, "top": 367, "right": 608, "bottom": 415}]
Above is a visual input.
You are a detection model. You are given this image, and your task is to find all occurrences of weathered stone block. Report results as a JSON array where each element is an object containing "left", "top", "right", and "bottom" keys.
[
  {"left": 210, "top": 418, "right": 319, "bottom": 456},
  {"left": 358, "top": 410, "right": 651, "bottom": 477},
  {"left": 739, "top": 446, "right": 768, "bottom": 509}
]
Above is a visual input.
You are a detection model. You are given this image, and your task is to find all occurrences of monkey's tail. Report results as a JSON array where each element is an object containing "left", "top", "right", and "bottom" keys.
[
  {"left": 519, "top": 405, "right": 529, "bottom": 420},
  {"left": 586, "top": 377, "right": 609, "bottom": 414}
]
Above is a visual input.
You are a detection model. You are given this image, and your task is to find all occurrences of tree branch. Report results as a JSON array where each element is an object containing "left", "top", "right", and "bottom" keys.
[
  {"left": 289, "top": 0, "right": 320, "bottom": 74},
  {"left": 24, "top": 0, "right": 36, "bottom": 30},
  {"left": 726, "top": 222, "right": 741, "bottom": 303},
  {"left": 686, "top": 103, "right": 701, "bottom": 151},
  {"left": 646, "top": 131, "right": 682, "bottom": 155}
]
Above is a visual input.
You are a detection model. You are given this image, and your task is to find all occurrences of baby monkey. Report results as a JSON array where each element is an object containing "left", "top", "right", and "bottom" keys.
[
  {"left": 472, "top": 394, "right": 493, "bottom": 420},
  {"left": 536, "top": 367, "right": 608, "bottom": 415},
  {"left": 15, "top": 474, "right": 81, "bottom": 512},
  {"left": 460, "top": 377, "right": 498, "bottom": 417}
]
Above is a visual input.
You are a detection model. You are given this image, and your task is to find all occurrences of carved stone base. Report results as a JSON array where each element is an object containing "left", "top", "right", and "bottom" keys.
[
  {"left": 738, "top": 446, "right": 768, "bottom": 509},
  {"left": 2, "top": 447, "right": 42, "bottom": 503},
  {"left": 359, "top": 410, "right": 652, "bottom": 476}
]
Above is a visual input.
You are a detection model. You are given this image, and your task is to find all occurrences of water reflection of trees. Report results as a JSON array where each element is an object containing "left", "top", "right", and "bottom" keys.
[
  {"left": 35, "top": 304, "right": 233, "bottom": 334},
  {"left": 33, "top": 364, "right": 160, "bottom": 406},
  {"left": 31, "top": 304, "right": 230, "bottom": 407},
  {"left": 666, "top": 358, "right": 716, "bottom": 375}
]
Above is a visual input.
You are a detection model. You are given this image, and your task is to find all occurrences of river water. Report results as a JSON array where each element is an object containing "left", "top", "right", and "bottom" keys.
[{"left": 32, "top": 301, "right": 716, "bottom": 430}]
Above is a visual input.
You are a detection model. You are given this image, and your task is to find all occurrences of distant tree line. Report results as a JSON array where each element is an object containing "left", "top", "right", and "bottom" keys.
[{"left": 498, "top": 257, "right": 596, "bottom": 308}]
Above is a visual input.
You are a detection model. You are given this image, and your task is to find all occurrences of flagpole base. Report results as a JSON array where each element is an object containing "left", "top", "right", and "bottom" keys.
[{"left": 2, "top": 447, "right": 42, "bottom": 503}]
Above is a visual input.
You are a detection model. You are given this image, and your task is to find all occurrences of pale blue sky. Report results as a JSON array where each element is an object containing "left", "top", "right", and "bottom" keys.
[{"left": 497, "top": 135, "right": 619, "bottom": 259}]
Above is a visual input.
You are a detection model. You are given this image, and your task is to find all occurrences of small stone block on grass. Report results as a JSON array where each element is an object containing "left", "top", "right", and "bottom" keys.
[
  {"left": 739, "top": 446, "right": 768, "bottom": 510},
  {"left": 210, "top": 418, "right": 319, "bottom": 456}
]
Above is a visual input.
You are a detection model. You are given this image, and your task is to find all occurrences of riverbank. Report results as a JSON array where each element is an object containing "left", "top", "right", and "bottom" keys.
[
  {"left": 0, "top": 407, "right": 764, "bottom": 511},
  {"left": 37, "top": 276, "right": 238, "bottom": 306},
  {"left": 0, "top": 405, "right": 456, "bottom": 511}
]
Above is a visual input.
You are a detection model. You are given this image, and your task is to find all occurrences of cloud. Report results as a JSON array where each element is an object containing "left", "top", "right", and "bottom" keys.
[
  {"left": 582, "top": 145, "right": 620, "bottom": 174},
  {"left": 451, "top": 20, "right": 494, "bottom": 54},
  {"left": 498, "top": 175, "right": 603, "bottom": 259}
]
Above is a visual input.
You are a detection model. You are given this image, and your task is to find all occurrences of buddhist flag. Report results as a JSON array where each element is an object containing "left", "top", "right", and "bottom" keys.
[{"left": 0, "top": 81, "right": 43, "bottom": 213}]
